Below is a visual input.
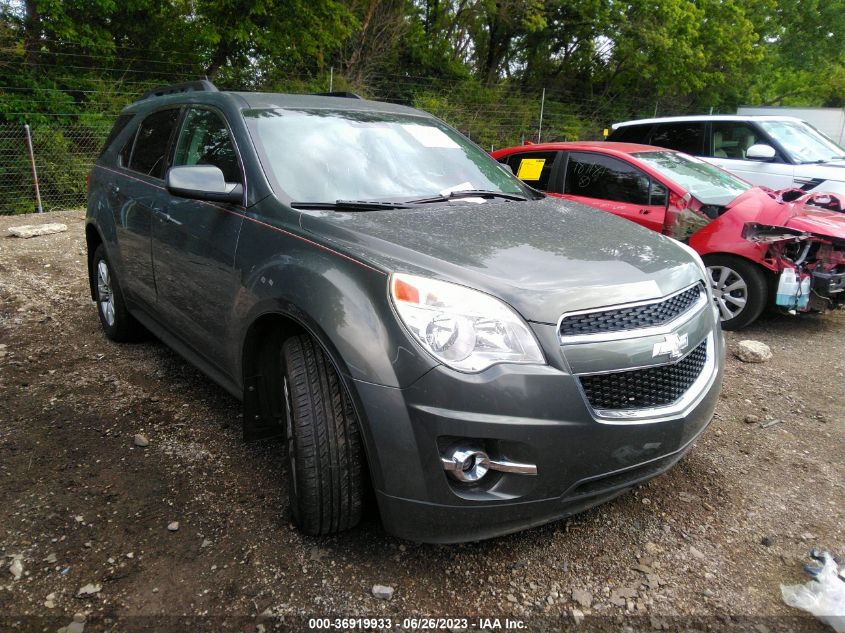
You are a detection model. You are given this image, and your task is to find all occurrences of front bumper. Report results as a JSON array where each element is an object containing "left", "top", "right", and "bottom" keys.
[
  {"left": 353, "top": 331, "right": 724, "bottom": 543},
  {"left": 811, "top": 269, "right": 845, "bottom": 309}
]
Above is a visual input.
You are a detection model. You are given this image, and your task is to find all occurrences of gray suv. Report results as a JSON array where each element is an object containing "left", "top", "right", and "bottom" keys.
[{"left": 86, "top": 81, "right": 724, "bottom": 543}]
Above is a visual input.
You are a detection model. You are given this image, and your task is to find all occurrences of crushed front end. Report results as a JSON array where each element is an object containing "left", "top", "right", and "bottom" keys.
[{"left": 743, "top": 222, "right": 845, "bottom": 313}]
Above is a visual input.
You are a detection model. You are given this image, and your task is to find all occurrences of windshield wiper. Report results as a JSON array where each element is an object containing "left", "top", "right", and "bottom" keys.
[
  {"left": 291, "top": 200, "right": 414, "bottom": 211},
  {"left": 407, "top": 190, "right": 531, "bottom": 204}
]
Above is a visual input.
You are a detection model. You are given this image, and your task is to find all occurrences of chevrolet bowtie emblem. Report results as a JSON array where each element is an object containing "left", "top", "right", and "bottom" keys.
[{"left": 652, "top": 333, "right": 689, "bottom": 359}]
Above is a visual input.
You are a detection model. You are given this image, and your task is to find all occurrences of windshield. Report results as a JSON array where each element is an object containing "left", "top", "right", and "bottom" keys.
[
  {"left": 246, "top": 108, "right": 527, "bottom": 203},
  {"left": 758, "top": 120, "right": 845, "bottom": 163},
  {"left": 632, "top": 150, "right": 752, "bottom": 206}
]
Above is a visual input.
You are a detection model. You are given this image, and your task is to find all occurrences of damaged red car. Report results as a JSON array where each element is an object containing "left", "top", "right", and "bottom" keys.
[{"left": 492, "top": 142, "right": 845, "bottom": 329}]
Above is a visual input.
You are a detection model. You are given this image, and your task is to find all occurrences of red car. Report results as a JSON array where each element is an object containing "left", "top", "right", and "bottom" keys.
[{"left": 492, "top": 141, "right": 845, "bottom": 329}]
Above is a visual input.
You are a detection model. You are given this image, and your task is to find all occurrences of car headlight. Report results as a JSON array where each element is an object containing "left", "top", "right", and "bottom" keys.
[{"left": 390, "top": 273, "right": 545, "bottom": 372}]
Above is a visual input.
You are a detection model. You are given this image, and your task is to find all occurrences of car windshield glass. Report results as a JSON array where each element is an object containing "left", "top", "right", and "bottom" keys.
[
  {"left": 632, "top": 150, "right": 751, "bottom": 206},
  {"left": 758, "top": 120, "right": 845, "bottom": 163},
  {"left": 246, "top": 108, "right": 528, "bottom": 203}
]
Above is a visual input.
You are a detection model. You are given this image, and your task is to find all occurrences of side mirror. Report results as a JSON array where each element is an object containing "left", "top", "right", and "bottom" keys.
[
  {"left": 166, "top": 165, "right": 243, "bottom": 204},
  {"left": 746, "top": 144, "right": 776, "bottom": 161}
]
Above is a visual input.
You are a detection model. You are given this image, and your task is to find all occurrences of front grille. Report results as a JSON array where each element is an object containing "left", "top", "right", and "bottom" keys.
[
  {"left": 580, "top": 340, "right": 708, "bottom": 411},
  {"left": 560, "top": 284, "right": 702, "bottom": 337}
]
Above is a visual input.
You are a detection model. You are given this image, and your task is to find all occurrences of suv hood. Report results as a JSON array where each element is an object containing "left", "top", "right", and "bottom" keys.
[{"left": 299, "top": 197, "right": 703, "bottom": 324}]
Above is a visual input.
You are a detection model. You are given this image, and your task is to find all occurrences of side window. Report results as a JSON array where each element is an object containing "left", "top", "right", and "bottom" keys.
[
  {"left": 173, "top": 108, "right": 242, "bottom": 183},
  {"left": 128, "top": 108, "right": 180, "bottom": 178},
  {"left": 101, "top": 114, "right": 134, "bottom": 156},
  {"left": 118, "top": 128, "right": 136, "bottom": 168},
  {"left": 503, "top": 151, "right": 558, "bottom": 190},
  {"left": 648, "top": 123, "right": 705, "bottom": 155},
  {"left": 710, "top": 122, "right": 761, "bottom": 160},
  {"left": 650, "top": 180, "right": 668, "bottom": 206},
  {"left": 564, "top": 152, "right": 651, "bottom": 205},
  {"left": 608, "top": 125, "right": 650, "bottom": 143}
]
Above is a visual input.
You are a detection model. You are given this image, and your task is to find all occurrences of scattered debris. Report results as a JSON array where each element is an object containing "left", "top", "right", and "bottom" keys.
[
  {"left": 45, "top": 553, "right": 57, "bottom": 564},
  {"left": 371, "top": 584, "right": 394, "bottom": 600},
  {"left": 761, "top": 419, "right": 784, "bottom": 429},
  {"left": 744, "top": 414, "right": 761, "bottom": 424},
  {"left": 571, "top": 608, "right": 586, "bottom": 625},
  {"left": 167, "top": 521, "right": 180, "bottom": 531},
  {"left": 781, "top": 550, "right": 845, "bottom": 632},
  {"left": 134, "top": 434, "right": 150, "bottom": 447},
  {"left": 45, "top": 592, "right": 56, "bottom": 608},
  {"left": 309, "top": 547, "right": 329, "bottom": 562},
  {"left": 76, "top": 583, "right": 102, "bottom": 597},
  {"left": 8, "top": 557, "right": 23, "bottom": 580},
  {"left": 58, "top": 613, "right": 86, "bottom": 633},
  {"left": 734, "top": 340, "right": 773, "bottom": 363},
  {"left": 8, "top": 223, "right": 68, "bottom": 238},
  {"left": 572, "top": 588, "right": 592, "bottom": 608}
]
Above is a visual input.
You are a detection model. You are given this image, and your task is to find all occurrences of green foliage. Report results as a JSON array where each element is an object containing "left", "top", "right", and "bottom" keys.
[{"left": 1, "top": 0, "right": 844, "bottom": 213}]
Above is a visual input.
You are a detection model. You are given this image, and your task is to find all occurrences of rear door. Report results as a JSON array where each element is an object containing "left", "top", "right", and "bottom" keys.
[
  {"left": 113, "top": 107, "right": 181, "bottom": 309},
  {"left": 498, "top": 150, "right": 561, "bottom": 192},
  {"left": 559, "top": 151, "right": 667, "bottom": 232},
  {"left": 704, "top": 120, "right": 794, "bottom": 189},
  {"left": 151, "top": 106, "right": 245, "bottom": 370}
]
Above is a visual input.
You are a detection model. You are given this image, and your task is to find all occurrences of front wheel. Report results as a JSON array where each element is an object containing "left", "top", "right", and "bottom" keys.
[
  {"left": 703, "top": 254, "right": 768, "bottom": 330},
  {"left": 282, "top": 335, "right": 365, "bottom": 535}
]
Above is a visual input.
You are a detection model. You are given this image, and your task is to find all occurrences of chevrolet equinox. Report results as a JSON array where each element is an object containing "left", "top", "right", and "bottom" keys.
[{"left": 86, "top": 81, "right": 725, "bottom": 543}]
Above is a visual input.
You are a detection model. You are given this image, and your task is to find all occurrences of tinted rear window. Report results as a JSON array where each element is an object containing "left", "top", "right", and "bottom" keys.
[
  {"left": 607, "top": 125, "right": 650, "bottom": 143},
  {"left": 503, "top": 151, "right": 558, "bottom": 190},
  {"left": 100, "top": 114, "right": 134, "bottom": 155},
  {"left": 128, "top": 108, "right": 180, "bottom": 179},
  {"left": 648, "top": 122, "right": 705, "bottom": 155}
]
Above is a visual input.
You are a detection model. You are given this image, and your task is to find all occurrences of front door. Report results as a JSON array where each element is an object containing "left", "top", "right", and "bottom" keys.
[
  {"left": 704, "top": 121, "right": 795, "bottom": 189},
  {"left": 151, "top": 106, "right": 245, "bottom": 370}
]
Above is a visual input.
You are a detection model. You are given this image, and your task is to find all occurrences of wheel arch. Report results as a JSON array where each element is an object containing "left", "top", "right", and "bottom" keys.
[
  {"left": 85, "top": 223, "right": 105, "bottom": 301},
  {"left": 239, "top": 308, "right": 382, "bottom": 495}
]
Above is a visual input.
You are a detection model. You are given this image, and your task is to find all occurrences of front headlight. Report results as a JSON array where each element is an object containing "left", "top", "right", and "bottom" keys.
[{"left": 390, "top": 273, "right": 545, "bottom": 372}]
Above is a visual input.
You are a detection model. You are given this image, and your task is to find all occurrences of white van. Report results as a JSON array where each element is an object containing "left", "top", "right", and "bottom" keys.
[{"left": 608, "top": 115, "right": 845, "bottom": 196}]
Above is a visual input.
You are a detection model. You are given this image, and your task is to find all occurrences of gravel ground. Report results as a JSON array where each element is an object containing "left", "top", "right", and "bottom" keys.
[{"left": 0, "top": 210, "right": 843, "bottom": 632}]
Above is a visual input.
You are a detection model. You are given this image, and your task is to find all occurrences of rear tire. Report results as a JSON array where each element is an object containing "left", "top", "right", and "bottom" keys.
[
  {"left": 703, "top": 254, "right": 768, "bottom": 330},
  {"left": 91, "top": 244, "right": 144, "bottom": 341},
  {"left": 282, "top": 335, "right": 364, "bottom": 535}
]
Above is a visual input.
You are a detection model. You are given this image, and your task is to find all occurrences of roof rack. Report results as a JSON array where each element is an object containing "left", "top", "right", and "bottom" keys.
[
  {"left": 312, "top": 91, "right": 364, "bottom": 99},
  {"left": 140, "top": 80, "right": 218, "bottom": 101}
]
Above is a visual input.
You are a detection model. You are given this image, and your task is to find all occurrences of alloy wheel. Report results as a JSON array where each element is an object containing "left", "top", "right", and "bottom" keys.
[
  {"left": 96, "top": 259, "right": 116, "bottom": 327},
  {"left": 707, "top": 265, "right": 748, "bottom": 321}
]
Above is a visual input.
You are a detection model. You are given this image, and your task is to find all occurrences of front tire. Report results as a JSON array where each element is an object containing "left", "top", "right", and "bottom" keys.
[
  {"left": 704, "top": 254, "right": 768, "bottom": 330},
  {"left": 91, "top": 244, "right": 143, "bottom": 341},
  {"left": 282, "top": 335, "right": 365, "bottom": 535}
]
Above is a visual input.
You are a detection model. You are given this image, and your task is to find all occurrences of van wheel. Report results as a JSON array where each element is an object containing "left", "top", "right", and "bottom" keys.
[
  {"left": 91, "top": 244, "right": 144, "bottom": 341},
  {"left": 282, "top": 335, "right": 364, "bottom": 535},
  {"left": 703, "top": 254, "right": 768, "bottom": 330}
]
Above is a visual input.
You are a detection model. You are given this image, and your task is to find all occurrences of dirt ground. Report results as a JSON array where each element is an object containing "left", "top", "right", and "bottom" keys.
[{"left": 0, "top": 210, "right": 842, "bottom": 632}]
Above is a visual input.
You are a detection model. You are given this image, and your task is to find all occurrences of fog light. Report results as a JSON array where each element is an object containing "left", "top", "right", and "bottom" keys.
[{"left": 441, "top": 447, "right": 490, "bottom": 482}]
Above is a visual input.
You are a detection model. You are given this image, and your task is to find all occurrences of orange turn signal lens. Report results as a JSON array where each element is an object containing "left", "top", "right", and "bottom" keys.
[{"left": 392, "top": 277, "right": 420, "bottom": 304}]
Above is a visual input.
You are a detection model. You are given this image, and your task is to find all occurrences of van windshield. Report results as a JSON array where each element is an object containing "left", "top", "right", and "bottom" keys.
[
  {"left": 632, "top": 150, "right": 752, "bottom": 206},
  {"left": 758, "top": 120, "right": 845, "bottom": 164},
  {"left": 245, "top": 108, "right": 528, "bottom": 203}
]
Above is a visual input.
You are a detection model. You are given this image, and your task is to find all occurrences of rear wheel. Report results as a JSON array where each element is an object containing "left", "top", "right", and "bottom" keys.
[
  {"left": 282, "top": 335, "right": 364, "bottom": 535},
  {"left": 91, "top": 244, "right": 144, "bottom": 341},
  {"left": 703, "top": 254, "right": 768, "bottom": 330}
]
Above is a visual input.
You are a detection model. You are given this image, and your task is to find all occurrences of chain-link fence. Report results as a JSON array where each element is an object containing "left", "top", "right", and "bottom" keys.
[{"left": 0, "top": 120, "right": 112, "bottom": 215}]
